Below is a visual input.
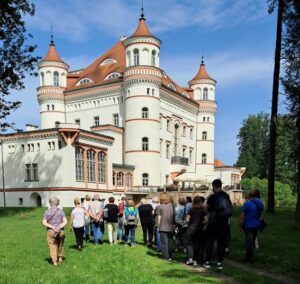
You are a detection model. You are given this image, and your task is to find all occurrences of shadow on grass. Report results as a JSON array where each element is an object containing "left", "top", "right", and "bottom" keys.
[{"left": 0, "top": 207, "right": 37, "bottom": 217}]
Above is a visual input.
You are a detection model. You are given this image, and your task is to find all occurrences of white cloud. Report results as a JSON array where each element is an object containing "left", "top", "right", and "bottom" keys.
[
  {"left": 28, "top": 0, "right": 269, "bottom": 41},
  {"left": 161, "top": 51, "right": 273, "bottom": 89}
]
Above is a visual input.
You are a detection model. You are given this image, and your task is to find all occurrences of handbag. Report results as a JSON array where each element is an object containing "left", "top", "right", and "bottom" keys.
[{"left": 260, "top": 219, "right": 268, "bottom": 232}]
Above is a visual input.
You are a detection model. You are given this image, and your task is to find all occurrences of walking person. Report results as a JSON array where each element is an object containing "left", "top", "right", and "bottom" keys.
[
  {"left": 88, "top": 194, "right": 104, "bottom": 245},
  {"left": 203, "top": 179, "right": 233, "bottom": 270},
  {"left": 117, "top": 197, "right": 126, "bottom": 242},
  {"left": 123, "top": 199, "right": 139, "bottom": 246},
  {"left": 157, "top": 193, "right": 175, "bottom": 261},
  {"left": 240, "top": 190, "right": 264, "bottom": 263},
  {"left": 175, "top": 197, "right": 186, "bottom": 251},
  {"left": 42, "top": 197, "right": 67, "bottom": 266},
  {"left": 69, "top": 198, "right": 85, "bottom": 251},
  {"left": 82, "top": 195, "right": 91, "bottom": 242},
  {"left": 105, "top": 197, "right": 119, "bottom": 245},
  {"left": 153, "top": 197, "right": 162, "bottom": 252},
  {"left": 186, "top": 196, "right": 207, "bottom": 266},
  {"left": 138, "top": 198, "right": 154, "bottom": 246}
]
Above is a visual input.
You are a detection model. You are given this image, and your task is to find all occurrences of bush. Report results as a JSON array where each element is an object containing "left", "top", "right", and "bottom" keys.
[{"left": 240, "top": 177, "right": 296, "bottom": 207}]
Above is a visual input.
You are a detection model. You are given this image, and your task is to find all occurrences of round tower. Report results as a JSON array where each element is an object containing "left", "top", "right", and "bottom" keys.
[
  {"left": 123, "top": 11, "right": 162, "bottom": 188},
  {"left": 188, "top": 58, "right": 217, "bottom": 181},
  {"left": 37, "top": 36, "right": 69, "bottom": 129}
]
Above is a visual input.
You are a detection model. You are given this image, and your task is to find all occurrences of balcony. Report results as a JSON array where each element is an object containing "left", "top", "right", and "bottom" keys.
[{"left": 171, "top": 156, "right": 189, "bottom": 165}]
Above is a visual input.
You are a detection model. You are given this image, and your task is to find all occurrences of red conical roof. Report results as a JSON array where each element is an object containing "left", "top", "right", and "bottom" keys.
[
  {"left": 191, "top": 63, "right": 213, "bottom": 81},
  {"left": 42, "top": 43, "right": 65, "bottom": 63},
  {"left": 131, "top": 18, "right": 153, "bottom": 37}
]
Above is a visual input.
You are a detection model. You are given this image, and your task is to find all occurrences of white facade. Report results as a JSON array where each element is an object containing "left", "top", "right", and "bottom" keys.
[{"left": 0, "top": 16, "right": 243, "bottom": 207}]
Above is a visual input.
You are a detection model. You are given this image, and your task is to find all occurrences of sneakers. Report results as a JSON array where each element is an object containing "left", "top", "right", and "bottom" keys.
[
  {"left": 216, "top": 262, "right": 223, "bottom": 270},
  {"left": 203, "top": 261, "right": 211, "bottom": 268},
  {"left": 186, "top": 258, "right": 193, "bottom": 265}
]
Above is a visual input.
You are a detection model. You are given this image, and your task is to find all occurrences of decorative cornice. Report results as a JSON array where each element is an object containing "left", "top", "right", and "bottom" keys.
[
  {"left": 38, "top": 61, "right": 69, "bottom": 70},
  {"left": 124, "top": 36, "right": 161, "bottom": 48},
  {"left": 91, "top": 124, "right": 124, "bottom": 134}
]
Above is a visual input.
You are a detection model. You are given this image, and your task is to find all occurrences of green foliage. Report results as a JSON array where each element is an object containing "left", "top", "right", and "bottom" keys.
[
  {"left": 236, "top": 113, "right": 269, "bottom": 179},
  {"left": 241, "top": 177, "right": 296, "bottom": 206},
  {"left": 0, "top": 0, "right": 40, "bottom": 130}
]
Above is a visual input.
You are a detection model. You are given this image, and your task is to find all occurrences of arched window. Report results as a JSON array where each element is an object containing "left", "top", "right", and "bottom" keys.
[
  {"left": 100, "top": 58, "right": 117, "bottom": 66},
  {"left": 142, "top": 107, "right": 148, "bottom": 118},
  {"left": 133, "top": 49, "right": 139, "bottom": 66},
  {"left": 203, "top": 88, "right": 208, "bottom": 100},
  {"left": 117, "top": 172, "right": 124, "bottom": 186},
  {"left": 168, "top": 83, "right": 177, "bottom": 91},
  {"left": 105, "top": 73, "right": 121, "bottom": 80},
  {"left": 151, "top": 50, "right": 156, "bottom": 66},
  {"left": 125, "top": 174, "right": 132, "bottom": 189},
  {"left": 202, "top": 153, "right": 207, "bottom": 164},
  {"left": 75, "top": 147, "right": 84, "bottom": 181},
  {"left": 142, "top": 137, "right": 149, "bottom": 151},
  {"left": 174, "top": 124, "right": 180, "bottom": 156},
  {"left": 202, "top": 131, "right": 207, "bottom": 140},
  {"left": 41, "top": 72, "right": 45, "bottom": 86},
  {"left": 53, "top": 71, "right": 59, "bottom": 86},
  {"left": 98, "top": 152, "right": 106, "bottom": 183},
  {"left": 142, "top": 173, "right": 149, "bottom": 186},
  {"left": 87, "top": 150, "right": 95, "bottom": 182},
  {"left": 126, "top": 51, "right": 131, "bottom": 66}
]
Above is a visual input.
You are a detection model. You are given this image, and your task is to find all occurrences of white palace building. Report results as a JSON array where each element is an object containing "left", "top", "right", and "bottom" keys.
[{"left": 0, "top": 13, "right": 245, "bottom": 207}]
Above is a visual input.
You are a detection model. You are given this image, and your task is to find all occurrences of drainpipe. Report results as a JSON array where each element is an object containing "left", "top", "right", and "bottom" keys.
[{"left": 0, "top": 142, "right": 6, "bottom": 207}]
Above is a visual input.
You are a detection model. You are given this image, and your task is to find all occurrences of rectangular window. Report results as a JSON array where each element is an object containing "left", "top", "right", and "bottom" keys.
[
  {"left": 21, "top": 144, "right": 25, "bottom": 153},
  {"left": 87, "top": 150, "right": 96, "bottom": 182},
  {"left": 183, "top": 126, "right": 186, "bottom": 137},
  {"left": 58, "top": 141, "right": 62, "bottom": 149},
  {"left": 75, "top": 147, "right": 84, "bottom": 181},
  {"left": 152, "top": 89, "right": 154, "bottom": 96},
  {"left": 147, "top": 88, "right": 150, "bottom": 95},
  {"left": 25, "top": 164, "right": 38, "bottom": 181},
  {"left": 51, "top": 105, "right": 55, "bottom": 111},
  {"left": 167, "top": 119, "right": 171, "bottom": 132},
  {"left": 98, "top": 152, "right": 106, "bottom": 184},
  {"left": 27, "top": 144, "right": 30, "bottom": 152},
  {"left": 31, "top": 144, "right": 34, "bottom": 152},
  {"left": 51, "top": 142, "right": 55, "bottom": 150},
  {"left": 189, "top": 148, "right": 193, "bottom": 164},
  {"left": 47, "top": 105, "right": 50, "bottom": 111},
  {"left": 182, "top": 147, "right": 186, "bottom": 157},
  {"left": 94, "top": 116, "right": 100, "bottom": 126},
  {"left": 37, "top": 143, "right": 40, "bottom": 151},
  {"left": 142, "top": 174, "right": 149, "bottom": 186},
  {"left": 48, "top": 142, "right": 51, "bottom": 151},
  {"left": 190, "top": 128, "right": 194, "bottom": 139},
  {"left": 18, "top": 198, "right": 23, "bottom": 206},
  {"left": 113, "top": 114, "right": 119, "bottom": 126}
]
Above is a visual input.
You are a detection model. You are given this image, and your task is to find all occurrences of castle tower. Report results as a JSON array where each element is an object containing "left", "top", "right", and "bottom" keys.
[
  {"left": 123, "top": 10, "right": 162, "bottom": 188},
  {"left": 37, "top": 36, "right": 69, "bottom": 129},
  {"left": 189, "top": 58, "right": 217, "bottom": 181}
]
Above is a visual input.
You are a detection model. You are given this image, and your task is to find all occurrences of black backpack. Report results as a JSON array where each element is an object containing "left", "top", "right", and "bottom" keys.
[{"left": 216, "top": 192, "right": 233, "bottom": 218}]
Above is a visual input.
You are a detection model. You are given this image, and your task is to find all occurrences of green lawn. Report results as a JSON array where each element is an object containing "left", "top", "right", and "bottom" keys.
[{"left": 0, "top": 207, "right": 299, "bottom": 284}]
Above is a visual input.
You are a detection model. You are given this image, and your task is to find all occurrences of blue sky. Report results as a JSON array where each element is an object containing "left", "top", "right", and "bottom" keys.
[{"left": 8, "top": 0, "right": 282, "bottom": 165}]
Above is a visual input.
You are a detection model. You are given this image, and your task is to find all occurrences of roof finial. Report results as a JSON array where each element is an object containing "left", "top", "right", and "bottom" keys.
[
  {"left": 140, "top": 0, "right": 145, "bottom": 20},
  {"left": 201, "top": 47, "right": 204, "bottom": 65},
  {"left": 50, "top": 24, "right": 54, "bottom": 46}
]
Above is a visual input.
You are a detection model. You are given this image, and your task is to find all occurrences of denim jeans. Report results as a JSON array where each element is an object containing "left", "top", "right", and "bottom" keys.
[
  {"left": 155, "top": 227, "right": 161, "bottom": 251},
  {"left": 91, "top": 222, "right": 103, "bottom": 244},
  {"left": 244, "top": 227, "right": 258, "bottom": 262},
  {"left": 84, "top": 224, "right": 90, "bottom": 239},
  {"left": 117, "top": 217, "right": 123, "bottom": 241},
  {"left": 124, "top": 225, "right": 136, "bottom": 244}
]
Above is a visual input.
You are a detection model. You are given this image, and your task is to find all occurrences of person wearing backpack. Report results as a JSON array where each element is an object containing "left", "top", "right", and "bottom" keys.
[
  {"left": 203, "top": 179, "right": 233, "bottom": 270},
  {"left": 240, "top": 190, "right": 264, "bottom": 263},
  {"left": 123, "top": 199, "right": 139, "bottom": 246},
  {"left": 117, "top": 197, "right": 126, "bottom": 242}
]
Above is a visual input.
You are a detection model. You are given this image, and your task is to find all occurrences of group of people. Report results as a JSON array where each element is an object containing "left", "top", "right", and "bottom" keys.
[{"left": 42, "top": 179, "right": 264, "bottom": 270}]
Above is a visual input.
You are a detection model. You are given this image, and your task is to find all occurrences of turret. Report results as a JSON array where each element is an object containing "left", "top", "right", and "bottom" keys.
[
  {"left": 189, "top": 59, "right": 217, "bottom": 181},
  {"left": 123, "top": 11, "right": 162, "bottom": 188},
  {"left": 37, "top": 36, "right": 69, "bottom": 129}
]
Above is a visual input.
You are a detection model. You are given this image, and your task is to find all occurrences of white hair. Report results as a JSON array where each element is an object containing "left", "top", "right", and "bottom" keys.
[{"left": 49, "top": 196, "right": 60, "bottom": 207}]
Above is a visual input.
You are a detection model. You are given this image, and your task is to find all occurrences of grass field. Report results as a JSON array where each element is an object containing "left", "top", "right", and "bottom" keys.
[{"left": 0, "top": 207, "right": 299, "bottom": 284}]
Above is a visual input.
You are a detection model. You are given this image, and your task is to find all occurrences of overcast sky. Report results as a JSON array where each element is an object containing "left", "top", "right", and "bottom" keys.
[{"left": 8, "top": 0, "right": 283, "bottom": 165}]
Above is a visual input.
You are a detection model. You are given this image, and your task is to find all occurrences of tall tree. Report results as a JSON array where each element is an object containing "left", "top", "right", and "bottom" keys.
[
  {"left": 281, "top": 0, "right": 300, "bottom": 228},
  {"left": 267, "top": 0, "right": 284, "bottom": 213},
  {"left": 0, "top": 0, "right": 39, "bottom": 130},
  {"left": 236, "top": 113, "right": 270, "bottom": 179}
]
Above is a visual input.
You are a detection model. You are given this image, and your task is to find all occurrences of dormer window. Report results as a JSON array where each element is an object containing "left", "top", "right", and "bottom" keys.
[
  {"left": 105, "top": 73, "right": 121, "bottom": 80},
  {"left": 182, "top": 91, "right": 189, "bottom": 97},
  {"left": 77, "top": 78, "right": 93, "bottom": 85},
  {"left": 100, "top": 58, "right": 117, "bottom": 66},
  {"left": 168, "top": 83, "right": 177, "bottom": 92}
]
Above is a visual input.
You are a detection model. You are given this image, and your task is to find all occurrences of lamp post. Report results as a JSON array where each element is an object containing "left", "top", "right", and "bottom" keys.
[{"left": 0, "top": 141, "right": 6, "bottom": 207}]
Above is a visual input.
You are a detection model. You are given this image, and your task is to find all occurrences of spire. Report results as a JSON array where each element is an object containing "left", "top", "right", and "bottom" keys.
[
  {"left": 189, "top": 59, "right": 216, "bottom": 85},
  {"left": 140, "top": 0, "right": 145, "bottom": 20},
  {"left": 41, "top": 33, "right": 65, "bottom": 63}
]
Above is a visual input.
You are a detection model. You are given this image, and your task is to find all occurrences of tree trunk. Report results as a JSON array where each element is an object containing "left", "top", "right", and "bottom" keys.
[{"left": 267, "top": 0, "right": 284, "bottom": 213}]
